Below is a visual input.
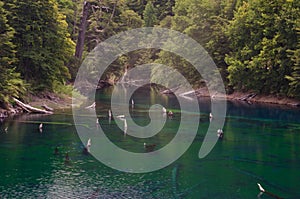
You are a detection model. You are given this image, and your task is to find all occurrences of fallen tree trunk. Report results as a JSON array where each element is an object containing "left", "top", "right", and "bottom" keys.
[
  {"left": 13, "top": 98, "right": 53, "bottom": 114},
  {"left": 41, "top": 104, "right": 54, "bottom": 112}
]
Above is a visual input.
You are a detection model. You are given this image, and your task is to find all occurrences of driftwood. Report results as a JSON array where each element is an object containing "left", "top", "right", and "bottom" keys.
[
  {"left": 85, "top": 102, "right": 96, "bottom": 109},
  {"left": 239, "top": 93, "right": 257, "bottom": 101},
  {"left": 257, "top": 183, "right": 283, "bottom": 199},
  {"left": 41, "top": 104, "right": 54, "bottom": 111},
  {"left": 13, "top": 98, "right": 53, "bottom": 114},
  {"left": 161, "top": 86, "right": 180, "bottom": 95}
]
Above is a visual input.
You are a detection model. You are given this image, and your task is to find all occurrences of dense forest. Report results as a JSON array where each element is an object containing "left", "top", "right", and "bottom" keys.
[{"left": 0, "top": 0, "right": 299, "bottom": 108}]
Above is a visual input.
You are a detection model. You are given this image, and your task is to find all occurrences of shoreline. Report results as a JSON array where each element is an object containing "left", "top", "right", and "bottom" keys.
[
  {"left": 194, "top": 87, "right": 300, "bottom": 107},
  {"left": 27, "top": 93, "right": 73, "bottom": 111},
  {"left": 1, "top": 89, "right": 300, "bottom": 119},
  {"left": 226, "top": 92, "right": 300, "bottom": 107},
  {"left": 0, "top": 93, "right": 73, "bottom": 119}
]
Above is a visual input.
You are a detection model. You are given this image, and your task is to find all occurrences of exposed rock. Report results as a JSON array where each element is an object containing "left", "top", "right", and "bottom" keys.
[
  {"left": 97, "top": 80, "right": 113, "bottom": 89},
  {"left": 160, "top": 86, "right": 179, "bottom": 95},
  {"left": 288, "top": 103, "right": 300, "bottom": 107},
  {"left": 238, "top": 93, "right": 257, "bottom": 101}
]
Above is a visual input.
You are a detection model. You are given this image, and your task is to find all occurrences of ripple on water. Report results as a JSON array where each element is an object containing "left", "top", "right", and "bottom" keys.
[{"left": 1, "top": 91, "right": 300, "bottom": 198}]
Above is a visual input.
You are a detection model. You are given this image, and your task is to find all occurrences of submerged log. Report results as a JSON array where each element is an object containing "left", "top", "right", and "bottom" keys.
[
  {"left": 172, "top": 165, "right": 181, "bottom": 199},
  {"left": 13, "top": 98, "right": 53, "bottom": 114},
  {"left": 257, "top": 183, "right": 283, "bottom": 199}
]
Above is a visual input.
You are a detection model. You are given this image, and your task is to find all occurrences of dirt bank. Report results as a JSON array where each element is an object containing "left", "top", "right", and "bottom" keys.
[
  {"left": 0, "top": 92, "right": 73, "bottom": 119},
  {"left": 27, "top": 92, "right": 73, "bottom": 110},
  {"left": 1, "top": 87, "right": 300, "bottom": 119},
  {"left": 226, "top": 92, "right": 300, "bottom": 106},
  {"left": 195, "top": 87, "right": 300, "bottom": 107}
]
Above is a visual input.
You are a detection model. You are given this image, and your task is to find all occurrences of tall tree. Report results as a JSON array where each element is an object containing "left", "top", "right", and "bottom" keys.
[
  {"left": 157, "top": 0, "right": 236, "bottom": 87},
  {"left": 120, "top": 9, "right": 144, "bottom": 28},
  {"left": 126, "top": 0, "right": 147, "bottom": 16},
  {"left": 286, "top": 20, "right": 300, "bottom": 98},
  {"left": 153, "top": 0, "right": 175, "bottom": 21},
  {"left": 226, "top": 0, "right": 299, "bottom": 95},
  {"left": 143, "top": 1, "right": 157, "bottom": 27},
  {"left": 56, "top": 0, "right": 77, "bottom": 37},
  {"left": 0, "top": 1, "right": 25, "bottom": 107},
  {"left": 6, "top": 0, "right": 75, "bottom": 91},
  {"left": 75, "top": 1, "right": 90, "bottom": 60}
]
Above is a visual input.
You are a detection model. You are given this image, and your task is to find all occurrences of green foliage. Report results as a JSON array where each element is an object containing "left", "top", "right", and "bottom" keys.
[
  {"left": 125, "top": 0, "right": 147, "bottom": 16},
  {"left": 286, "top": 48, "right": 300, "bottom": 97},
  {"left": 76, "top": 0, "right": 145, "bottom": 81},
  {"left": 157, "top": 0, "right": 235, "bottom": 87},
  {"left": 0, "top": 68, "right": 26, "bottom": 105},
  {"left": 143, "top": 1, "right": 157, "bottom": 27},
  {"left": 120, "top": 9, "right": 144, "bottom": 28},
  {"left": 155, "top": 50, "right": 202, "bottom": 87},
  {"left": 1, "top": 0, "right": 300, "bottom": 107},
  {"left": 153, "top": 0, "right": 175, "bottom": 21},
  {"left": 52, "top": 80, "right": 73, "bottom": 95},
  {"left": 56, "top": 0, "right": 77, "bottom": 38},
  {"left": 0, "top": 1, "right": 15, "bottom": 65},
  {"left": 82, "top": 0, "right": 141, "bottom": 52},
  {"left": 0, "top": 1, "right": 26, "bottom": 105},
  {"left": 226, "top": 0, "right": 300, "bottom": 95},
  {"left": 7, "top": 0, "right": 75, "bottom": 91},
  {"left": 286, "top": 22, "right": 300, "bottom": 98},
  {"left": 126, "top": 0, "right": 174, "bottom": 22}
]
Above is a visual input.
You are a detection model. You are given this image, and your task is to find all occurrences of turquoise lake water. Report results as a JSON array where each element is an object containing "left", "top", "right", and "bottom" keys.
[{"left": 0, "top": 86, "right": 300, "bottom": 198}]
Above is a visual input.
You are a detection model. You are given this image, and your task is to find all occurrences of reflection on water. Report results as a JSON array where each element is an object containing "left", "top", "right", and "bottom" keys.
[{"left": 0, "top": 86, "right": 300, "bottom": 198}]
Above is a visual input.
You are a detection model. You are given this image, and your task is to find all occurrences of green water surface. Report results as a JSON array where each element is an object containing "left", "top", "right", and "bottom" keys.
[{"left": 0, "top": 87, "right": 300, "bottom": 198}]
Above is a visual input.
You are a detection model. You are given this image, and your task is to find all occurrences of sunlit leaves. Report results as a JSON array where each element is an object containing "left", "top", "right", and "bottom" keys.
[
  {"left": 226, "top": 0, "right": 299, "bottom": 95},
  {"left": 6, "top": 0, "right": 75, "bottom": 90},
  {"left": 0, "top": 1, "right": 26, "bottom": 105}
]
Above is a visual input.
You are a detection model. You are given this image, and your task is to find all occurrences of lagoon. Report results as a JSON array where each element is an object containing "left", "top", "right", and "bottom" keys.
[{"left": 0, "top": 86, "right": 300, "bottom": 198}]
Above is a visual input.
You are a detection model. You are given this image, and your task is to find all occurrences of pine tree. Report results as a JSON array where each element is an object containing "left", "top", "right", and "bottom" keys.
[
  {"left": 0, "top": 1, "right": 25, "bottom": 107},
  {"left": 143, "top": 1, "right": 157, "bottom": 27},
  {"left": 7, "top": 0, "right": 75, "bottom": 91},
  {"left": 226, "top": 0, "right": 299, "bottom": 95},
  {"left": 286, "top": 24, "right": 300, "bottom": 98}
]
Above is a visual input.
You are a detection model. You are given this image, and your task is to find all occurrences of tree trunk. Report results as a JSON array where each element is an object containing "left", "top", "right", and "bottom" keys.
[
  {"left": 72, "top": 0, "right": 79, "bottom": 41},
  {"left": 13, "top": 98, "right": 53, "bottom": 114},
  {"left": 75, "top": 1, "right": 90, "bottom": 60}
]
